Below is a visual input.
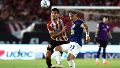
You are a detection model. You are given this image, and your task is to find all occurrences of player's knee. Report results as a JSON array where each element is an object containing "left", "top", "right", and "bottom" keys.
[
  {"left": 46, "top": 51, "right": 52, "bottom": 58},
  {"left": 54, "top": 46, "right": 62, "bottom": 51},
  {"left": 67, "top": 53, "right": 74, "bottom": 61},
  {"left": 46, "top": 54, "right": 51, "bottom": 60},
  {"left": 67, "top": 57, "right": 72, "bottom": 61}
]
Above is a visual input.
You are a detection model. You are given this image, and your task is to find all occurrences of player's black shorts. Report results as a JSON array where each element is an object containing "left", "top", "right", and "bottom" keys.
[
  {"left": 97, "top": 40, "right": 108, "bottom": 48},
  {"left": 47, "top": 40, "right": 68, "bottom": 52}
]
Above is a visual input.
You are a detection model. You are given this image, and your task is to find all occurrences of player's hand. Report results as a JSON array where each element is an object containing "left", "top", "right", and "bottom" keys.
[
  {"left": 110, "top": 38, "right": 113, "bottom": 44},
  {"left": 61, "top": 26, "right": 67, "bottom": 32},
  {"left": 47, "top": 44, "right": 51, "bottom": 48},
  {"left": 86, "top": 36, "right": 90, "bottom": 42}
]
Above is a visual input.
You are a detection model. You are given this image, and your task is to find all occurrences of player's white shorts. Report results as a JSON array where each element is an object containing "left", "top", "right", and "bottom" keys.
[{"left": 61, "top": 42, "right": 81, "bottom": 57}]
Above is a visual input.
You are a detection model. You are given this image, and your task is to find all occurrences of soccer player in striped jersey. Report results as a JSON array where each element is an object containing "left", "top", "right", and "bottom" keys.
[
  {"left": 95, "top": 16, "right": 112, "bottom": 64},
  {"left": 46, "top": 8, "right": 69, "bottom": 68}
]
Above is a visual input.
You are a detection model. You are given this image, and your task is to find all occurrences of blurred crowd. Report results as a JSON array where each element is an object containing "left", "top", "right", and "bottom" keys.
[
  {"left": 52, "top": 0, "right": 120, "bottom": 6},
  {"left": 0, "top": 0, "right": 50, "bottom": 33},
  {"left": 0, "top": 0, "right": 120, "bottom": 33},
  {"left": 59, "top": 9, "right": 120, "bottom": 31},
  {"left": 0, "top": 0, "right": 119, "bottom": 44}
]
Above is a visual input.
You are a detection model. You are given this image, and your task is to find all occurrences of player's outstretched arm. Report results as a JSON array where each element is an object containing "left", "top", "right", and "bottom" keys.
[
  {"left": 94, "top": 29, "right": 99, "bottom": 42},
  {"left": 108, "top": 31, "right": 112, "bottom": 39},
  {"left": 108, "top": 31, "right": 113, "bottom": 43},
  {"left": 81, "top": 23, "right": 90, "bottom": 42}
]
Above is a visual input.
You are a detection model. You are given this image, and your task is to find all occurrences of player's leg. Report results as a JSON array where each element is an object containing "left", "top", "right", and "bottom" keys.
[
  {"left": 54, "top": 45, "right": 62, "bottom": 65},
  {"left": 102, "top": 47, "right": 107, "bottom": 64},
  {"left": 67, "top": 42, "right": 81, "bottom": 68},
  {"left": 96, "top": 45, "right": 101, "bottom": 64},
  {"left": 67, "top": 53, "right": 75, "bottom": 68},
  {"left": 51, "top": 41, "right": 68, "bottom": 67},
  {"left": 46, "top": 44, "right": 55, "bottom": 68},
  {"left": 102, "top": 41, "right": 108, "bottom": 64},
  {"left": 46, "top": 50, "right": 53, "bottom": 68},
  {"left": 52, "top": 43, "right": 69, "bottom": 67}
]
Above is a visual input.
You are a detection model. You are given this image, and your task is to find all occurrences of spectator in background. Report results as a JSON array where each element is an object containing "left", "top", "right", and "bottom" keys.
[{"left": 0, "top": 9, "right": 9, "bottom": 32}]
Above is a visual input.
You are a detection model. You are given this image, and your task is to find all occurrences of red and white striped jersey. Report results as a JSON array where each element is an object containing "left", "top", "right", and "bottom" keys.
[{"left": 47, "top": 17, "right": 68, "bottom": 41}]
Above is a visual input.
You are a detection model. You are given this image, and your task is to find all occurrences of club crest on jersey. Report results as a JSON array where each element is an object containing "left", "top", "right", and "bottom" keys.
[{"left": 71, "top": 24, "right": 75, "bottom": 29}]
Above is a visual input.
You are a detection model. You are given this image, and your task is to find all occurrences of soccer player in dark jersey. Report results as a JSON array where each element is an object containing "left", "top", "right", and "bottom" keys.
[
  {"left": 95, "top": 16, "right": 112, "bottom": 64},
  {"left": 46, "top": 8, "right": 69, "bottom": 68},
  {"left": 57, "top": 10, "right": 90, "bottom": 68}
]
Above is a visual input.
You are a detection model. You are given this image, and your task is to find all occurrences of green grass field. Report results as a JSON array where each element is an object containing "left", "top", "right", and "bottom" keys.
[{"left": 0, "top": 59, "right": 120, "bottom": 68}]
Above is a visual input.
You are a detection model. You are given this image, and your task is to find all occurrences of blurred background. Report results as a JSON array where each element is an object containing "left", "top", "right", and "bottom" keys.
[
  {"left": 0, "top": 0, "right": 119, "bottom": 67},
  {"left": 0, "top": 0, "right": 119, "bottom": 44}
]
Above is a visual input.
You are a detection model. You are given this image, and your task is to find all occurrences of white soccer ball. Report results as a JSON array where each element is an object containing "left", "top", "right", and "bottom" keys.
[{"left": 41, "top": 0, "right": 50, "bottom": 8}]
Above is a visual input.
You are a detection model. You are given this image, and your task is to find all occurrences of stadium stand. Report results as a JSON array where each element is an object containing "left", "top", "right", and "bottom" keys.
[{"left": 0, "top": 0, "right": 119, "bottom": 44}]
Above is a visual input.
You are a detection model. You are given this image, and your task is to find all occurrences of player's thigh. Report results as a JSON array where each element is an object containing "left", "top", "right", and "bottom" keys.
[
  {"left": 46, "top": 50, "right": 53, "bottom": 58},
  {"left": 68, "top": 42, "right": 81, "bottom": 57},
  {"left": 61, "top": 44, "right": 69, "bottom": 52},
  {"left": 54, "top": 41, "right": 68, "bottom": 51},
  {"left": 99, "top": 41, "right": 108, "bottom": 48}
]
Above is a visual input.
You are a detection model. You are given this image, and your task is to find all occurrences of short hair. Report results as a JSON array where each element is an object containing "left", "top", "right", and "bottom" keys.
[
  {"left": 51, "top": 8, "right": 59, "bottom": 13},
  {"left": 68, "top": 10, "right": 78, "bottom": 14},
  {"left": 99, "top": 16, "right": 109, "bottom": 20}
]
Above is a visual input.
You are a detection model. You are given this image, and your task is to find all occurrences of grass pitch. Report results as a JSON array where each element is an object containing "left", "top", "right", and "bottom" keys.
[{"left": 0, "top": 59, "right": 120, "bottom": 68}]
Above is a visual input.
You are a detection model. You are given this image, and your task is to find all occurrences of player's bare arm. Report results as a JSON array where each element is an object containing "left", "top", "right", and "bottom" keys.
[
  {"left": 107, "top": 31, "right": 112, "bottom": 41},
  {"left": 95, "top": 29, "right": 99, "bottom": 37},
  {"left": 48, "top": 26, "right": 67, "bottom": 39},
  {"left": 81, "top": 23, "right": 90, "bottom": 42},
  {"left": 108, "top": 31, "right": 112, "bottom": 39}
]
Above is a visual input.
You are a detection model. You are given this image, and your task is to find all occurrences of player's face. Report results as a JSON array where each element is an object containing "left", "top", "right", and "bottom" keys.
[
  {"left": 103, "top": 17, "right": 108, "bottom": 23},
  {"left": 69, "top": 13, "right": 77, "bottom": 22},
  {"left": 51, "top": 11, "right": 59, "bottom": 20}
]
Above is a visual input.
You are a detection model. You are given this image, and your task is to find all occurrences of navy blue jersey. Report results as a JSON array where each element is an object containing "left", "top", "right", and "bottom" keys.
[{"left": 70, "top": 19, "right": 84, "bottom": 46}]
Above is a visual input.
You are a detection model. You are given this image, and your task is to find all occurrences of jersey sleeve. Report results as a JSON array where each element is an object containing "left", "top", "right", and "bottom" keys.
[
  {"left": 47, "top": 21, "right": 54, "bottom": 32},
  {"left": 97, "top": 23, "right": 101, "bottom": 29},
  {"left": 78, "top": 20, "right": 84, "bottom": 27},
  {"left": 107, "top": 25, "right": 110, "bottom": 32}
]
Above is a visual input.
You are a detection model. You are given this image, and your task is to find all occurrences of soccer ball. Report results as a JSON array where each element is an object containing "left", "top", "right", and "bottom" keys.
[{"left": 41, "top": 0, "right": 50, "bottom": 8}]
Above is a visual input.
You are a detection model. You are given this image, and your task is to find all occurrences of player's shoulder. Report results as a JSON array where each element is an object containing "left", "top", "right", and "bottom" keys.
[
  {"left": 98, "top": 22, "right": 103, "bottom": 26},
  {"left": 76, "top": 19, "right": 84, "bottom": 23},
  {"left": 47, "top": 20, "right": 52, "bottom": 29},
  {"left": 47, "top": 20, "right": 52, "bottom": 26},
  {"left": 60, "top": 16, "right": 69, "bottom": 22},
  {"left": 75, "top": 19, "right": 84, "bottom": 25},
  {"left": 106, "top": 24, "right": 110, "bottom": 29}
]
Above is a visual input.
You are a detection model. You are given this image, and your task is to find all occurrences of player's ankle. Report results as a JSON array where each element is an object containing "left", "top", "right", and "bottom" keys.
[{"left": 96, "top": 58, "right": 99, "bottom": 61}]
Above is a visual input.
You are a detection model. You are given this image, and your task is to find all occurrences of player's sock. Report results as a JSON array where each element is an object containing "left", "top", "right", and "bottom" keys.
[
  {"left": 54, "top": 51, "right": 61, "bottom": 64},
  {"left": 68, "top": 60, "right": 75, "bottom": 68},
  {"left": 96, "top": 58, "right": 99, "bottom": 64},
  {"left": 103, "top": 59, "right": 106, "bottom": 62},
  {"left": 103, "top": 59, "right": 107, "bottom": 64},
  {"left": 96, "top": 58, "right": 99, "bottom": 61},
  {"left": 103, "top": 48, "right": 106, "bottom": 59},
  {"left": 96, "top": 47, "right": 101, "bottom": 58}
]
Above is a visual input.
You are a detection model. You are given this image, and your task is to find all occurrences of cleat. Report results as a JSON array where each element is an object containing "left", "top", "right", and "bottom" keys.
[
  {"left": 51, "top": 65, "right": 56, "bottom": 68},
  {"left": 55, "top": 64, "right": 63, "bottom": 68},
  {"left": 96, "top": 61, "right": 99, "bottom": 64},
  {"left": 51, "top": 64, "right": 63, "bottom": 68},
  {"left": 103, "top": 61, "right": 108, "bottom": 64}
]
